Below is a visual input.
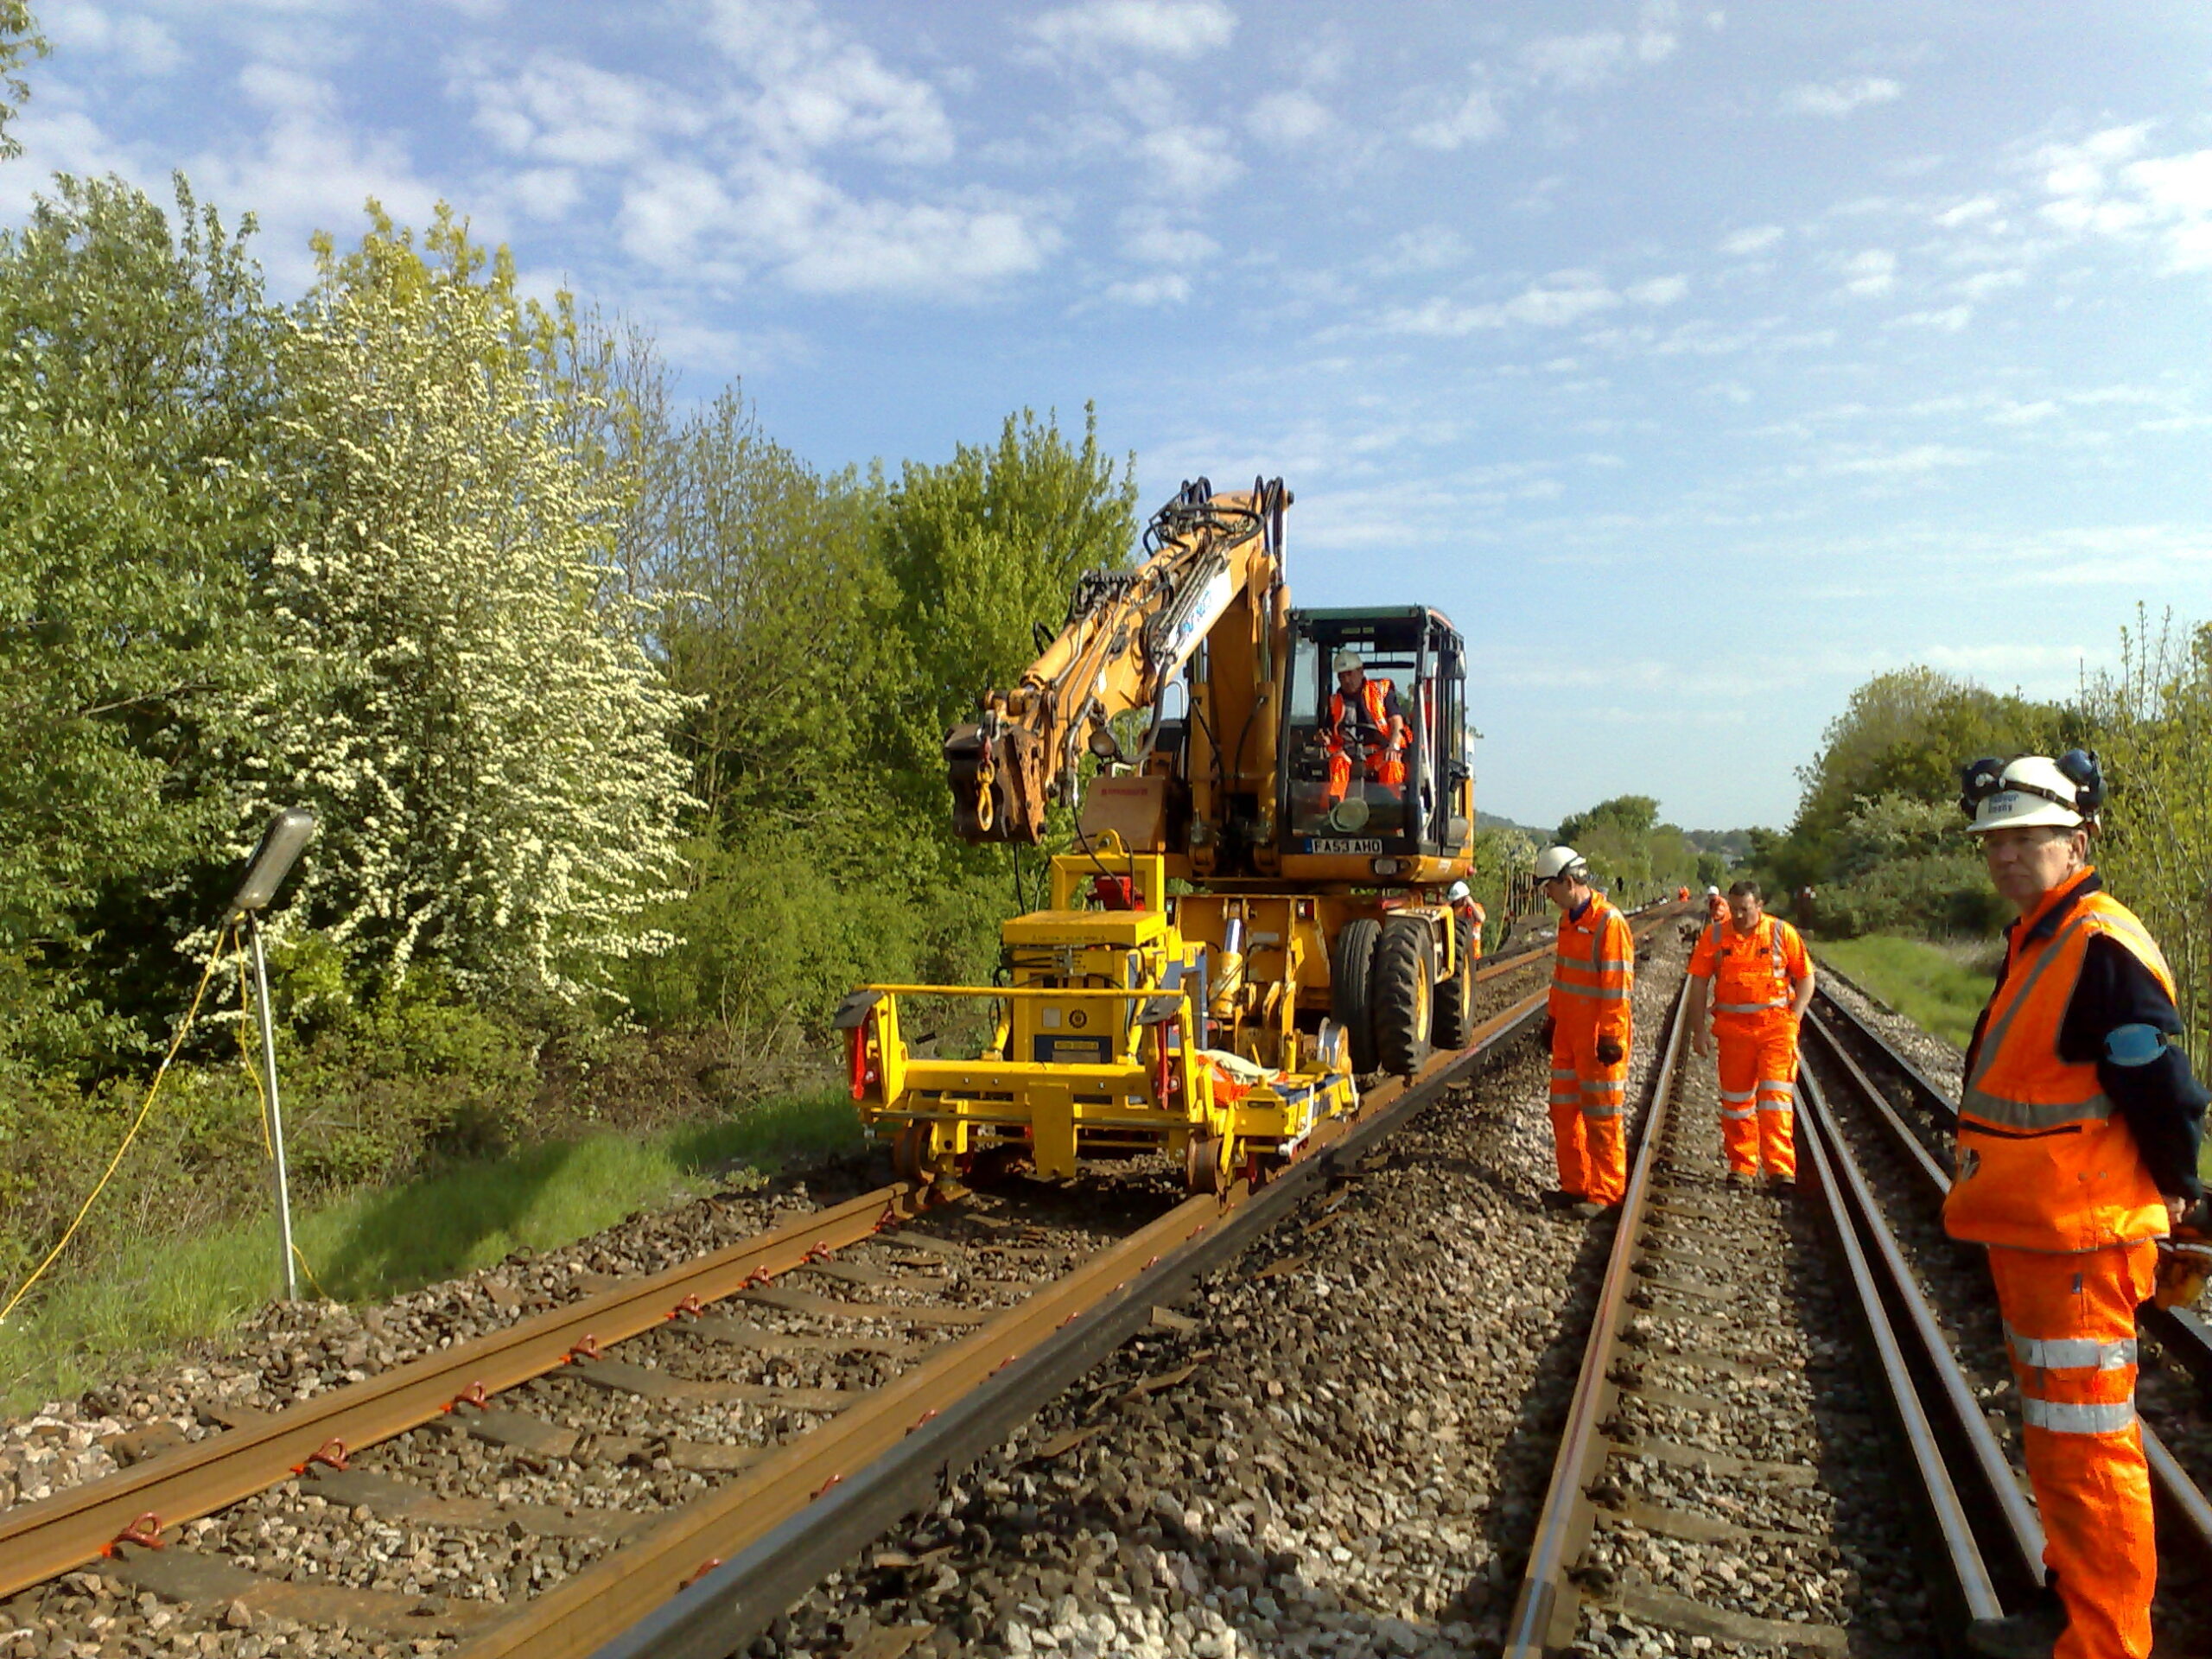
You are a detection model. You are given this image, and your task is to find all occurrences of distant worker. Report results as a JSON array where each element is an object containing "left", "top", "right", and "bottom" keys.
[
  {"left": 1705, "top": 884, "right": 1727, "bottom": 928},
  {"left": 1796, "top": 885, "right": 1817, "bottom": 931},
  {"left": 1684, "top": 880, "right": 1814, "bottom": 1190},
  {"left": 1677, "top": 884, "right": 1689, "bottom": 904},
  {"left": 1446, "top": 878, "right": 1486, "bottom": 961},
  {"left": 1535, "top": 845, "right": 1634, "bottom": 1217},
  {"left": 1948, "top": 753, "right": 2209, "bottom": 1659},
  {"left": 1323, "top": 649, "right": 1407, "bottom": 806}
]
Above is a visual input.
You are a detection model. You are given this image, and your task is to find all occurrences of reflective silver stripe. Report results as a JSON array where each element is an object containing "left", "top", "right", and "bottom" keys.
[
  {"left": 2020, "top": 1396, "right": 2135, "bottom": 1434},
  {"left": 1552, "top": 1066, "right": 1578, "bottom": 1077},
  {"left": 1719, "top": 1088, "right": 1754, "bottom": 1102},
  {"left": 1554, "top": 983, "right": 1631, "bottom": 1000},
  {"left": 1960, "top": 1089, "right": 2116, "bottom": 1131},
  {"left": 1757, "top": 1103, "right": 1792, "bottom": 1115},
  {"left": 1581, "top": 1104, "right": 1624, "bottom": 1118},
  {"left": 1758, "top": 1077, "right": 1794, "bottom": 1090},
  {"left": 1589, "top": 958, "right": 1635, "bottom": 972},
  {"left": 1714, "top": 1000, "right": 1788, "bottom": 1013},
  {"left": 2006, "top": 1326, "right": 2138, "bottom": 1370},
  {"left": 1720, "top": 1107, "right": 1754, "bottom": 1120}
]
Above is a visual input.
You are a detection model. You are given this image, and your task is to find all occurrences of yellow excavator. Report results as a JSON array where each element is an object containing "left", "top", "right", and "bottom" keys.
[{"left": 839, "top": 476, "right": 1478, "bottom": 1192}]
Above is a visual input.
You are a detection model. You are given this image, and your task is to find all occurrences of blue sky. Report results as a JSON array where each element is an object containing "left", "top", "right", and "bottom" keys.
[{"left": 17, "top": 1, "right": 2212, "bottom": 831}]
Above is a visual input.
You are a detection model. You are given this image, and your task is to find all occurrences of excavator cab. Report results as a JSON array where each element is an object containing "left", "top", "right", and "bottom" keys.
[{"left": 1281, "top": 608, "right": 1471, "bottom": 868}]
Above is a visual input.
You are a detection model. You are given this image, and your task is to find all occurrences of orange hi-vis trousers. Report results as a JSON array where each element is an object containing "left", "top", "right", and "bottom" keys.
[
  {"left": 1987, "top": 1241, "right": 2158, "bottom": 1659},
  {"left": 1549, "top": 1022, "right": 1628, "bottom": 1205},
  {"left": 1713, "top": 1013, "right": 1798, "bottom": 1179}
]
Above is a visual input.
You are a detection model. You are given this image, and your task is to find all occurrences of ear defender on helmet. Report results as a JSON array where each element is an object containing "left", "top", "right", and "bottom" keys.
[
  {"left": 1959, "top": 756, "right": 2005, "bottom": 821},
  {"left": 2056, "top": 748, "right": 2106, "bottom": 817}
]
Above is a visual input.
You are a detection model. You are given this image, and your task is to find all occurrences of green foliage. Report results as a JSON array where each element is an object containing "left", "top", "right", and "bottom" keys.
[
  {"left": 1819, "top": 933, "right": 2000, "bottom": 1050},
  {"left": 1552, "top": 794, "right": 1701, "bottom": 899},
  {"left": 0, "top": 3, "right": 46, "bottom": 162},
  {"left": 2083, "top": 610, "right": 2212, "bottom": 1071},
  {"left": 0, "top": 174, "right": 279, "bottom": 1070}
]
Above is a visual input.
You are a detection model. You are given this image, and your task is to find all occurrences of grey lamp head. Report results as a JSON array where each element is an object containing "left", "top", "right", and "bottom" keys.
[{"left": 227, "top": 809, "right": 315, "bottom": 922}]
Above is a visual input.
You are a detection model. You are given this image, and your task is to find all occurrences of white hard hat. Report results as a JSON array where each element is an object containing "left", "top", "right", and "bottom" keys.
[
  {"left": 1705, "top": 886, "right": 1719, "bottom": 897},
  {"left": 1332, "top": 648, "right": 1363, "bottom": 674},
  {"left": 1533, "top": 845, "right": 1587, "bottom": 882},
  {"left": 1964, "top": 753, "right": 2098, "bottom": 835},
  {"left": 1447, "top": 880, "right": 1471, "bottom": 902}
]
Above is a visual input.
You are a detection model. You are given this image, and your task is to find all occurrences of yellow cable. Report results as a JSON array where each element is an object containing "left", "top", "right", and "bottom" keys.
[{"left": 0, "top": 926, "right": 233, "bottom": 1328}]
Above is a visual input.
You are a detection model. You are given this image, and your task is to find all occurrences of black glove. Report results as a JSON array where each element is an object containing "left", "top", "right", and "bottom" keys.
[
  {"left": 1596, "top": 1036, "right": 1624, "bottom": 1065},
  {"left": 1539, "top": 1014, "right": 1556, "bottom": 1048}
]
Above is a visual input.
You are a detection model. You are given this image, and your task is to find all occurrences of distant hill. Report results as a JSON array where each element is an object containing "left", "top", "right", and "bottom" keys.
[
  {"left": 1477, "top": 810, "right": 1550, "bottom": 838},
  {"left": 1684, "top": 828, "right": 1758, "bottom": 862}
]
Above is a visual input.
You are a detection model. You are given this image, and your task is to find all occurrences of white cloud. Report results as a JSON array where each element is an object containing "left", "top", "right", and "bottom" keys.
[
  {"left": 1821, "top": 442, "right": 1981, "bottom": 476},
  {"left": 1890, "top": 304, "right": 1971, "bottom": 332},
  {"left": 465, "top": 54, "right": 709, "bottom": 168},
  {"left": 1522, "top": 2, "right": 1679, "bottom": 88},
  {"left": 1783, "top": 76, "right": 1903, "bottom": 118},
  {"left": 1382, "top": 271, "right": 1622, "bottom": 335},
  {"left": 1990, "top": 400, "right": 2059, "bottom": 426},
  {"left": 1409, "top": 73, "right": 1502, "bottom": 150},
  {"left": 1935, "top": 194, "right": 2001, "bottom": 228},
  {"left": 705, "top": 0, "right": 954, "bottom": 164},
  {"left": 1027, "top": 0, "right": 1236, "bottom": 61},
  {"left": 1840, "top": 248, "right": 1897, "bottom": 296},
  {"left": 1626, "top": 274, "right": 1688, "bottom": 306},
  {"left": 1719, "top": 224, "right": 1783, "bottom": 255},
  {"left": 46, "top": 5, "right": 186, "bottom": 76},
  {"left": 1135, "top": 124, "right": 1243, "bottom": 195},
  {"left": 1103, "top": 272, "right": 1193, "bottom": 305},
  {"left": 2033, "top": 124, "right": 2212, "bottom": 272},
  {"left": 1247, "top": 90, "right": 1334, "bottom": 149},
  {"left": 1120, "top": 209, "right": 1217, "bottom": 265}
]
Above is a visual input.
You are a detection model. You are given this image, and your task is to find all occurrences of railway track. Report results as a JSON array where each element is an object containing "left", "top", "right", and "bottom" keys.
[
  {"left": 0, "top": 918, "right": 1654, "bottom": 1658},
  {"left": 1802, "top": 981, "right": 2212, "bottom": 1653}
]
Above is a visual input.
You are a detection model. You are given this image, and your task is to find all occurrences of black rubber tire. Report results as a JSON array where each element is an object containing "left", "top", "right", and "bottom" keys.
[
  {"left": 1372, "top": 917, "right": 1437, "bottom": 1077},
  {"left": 1331, "top": 917, "right": 1382, "bottom": 1074},
  {"left": 1433, "top": 912, "right": 1478, "bottom": 1051}
]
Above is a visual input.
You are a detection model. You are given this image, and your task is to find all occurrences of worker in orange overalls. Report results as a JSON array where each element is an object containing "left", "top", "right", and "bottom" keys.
[
  {"left": 1322, "top": 649, "right": 1407, "bottom": 805},
  {"left": 1704, "top": 884, "right": 1727, "bottom": 927},
  {"left": 1447, "top": 879, "right": 1486, "bottom": 961},
  {"left": 1677, "top": 884, "right": 1689, "bottom": 904},
  {"left": 1535, "top": 845, "right": 1634, "bottom": 1217},
  {"left": 1948, "top": 753, "right": 2209, "bottom": 1659},
  {"left": 1684, "top": 880, "right": 1814, "bottom": 1189}
]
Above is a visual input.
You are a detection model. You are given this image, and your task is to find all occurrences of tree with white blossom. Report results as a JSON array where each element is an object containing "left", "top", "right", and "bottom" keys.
[{"left": 245, "top": 206, "right": 690, "bottom": 997}]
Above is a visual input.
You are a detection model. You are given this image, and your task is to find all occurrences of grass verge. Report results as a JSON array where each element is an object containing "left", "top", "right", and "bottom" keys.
[
  {"left": 1818, "top": 933, "right": 1999, "bottom": 1051},
  {"left": 0, "top": 1089, "right": 862, "bottom": 1413}
]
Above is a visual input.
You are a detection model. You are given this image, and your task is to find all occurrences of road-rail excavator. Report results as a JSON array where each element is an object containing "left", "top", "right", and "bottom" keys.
[{"left": 839, "top": 476, "right": 1478, "bottom": 1192}]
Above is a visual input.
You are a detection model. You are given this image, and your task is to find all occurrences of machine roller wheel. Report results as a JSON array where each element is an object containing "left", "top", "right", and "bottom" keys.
[
  {"left": 1371, "top": 917, "right": 1436, "bottom": 1077},
  {"left": 1330, "top": 918, "right": 1382, "bottom": 1074},
  {"left": 1185, "top": 1135, "right": 1225, "bottom": 1194},
  {"left": 892, "top": 1123, "right": 934, "bottom": 1185}
]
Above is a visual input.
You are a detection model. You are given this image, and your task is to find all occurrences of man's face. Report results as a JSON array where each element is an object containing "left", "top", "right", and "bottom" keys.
[
  {"left": 1337, "top": 667, "right": 1363, "bottom": 696},
  {"left": 1541, "top": 874, "right": 1573, "bottom": 912},
  {"left": 1728, "top": 891, "right": 1763, "bottom": 931},
  {"left": 1981, "top": 823, "right": 2088, "bottom": 914}
]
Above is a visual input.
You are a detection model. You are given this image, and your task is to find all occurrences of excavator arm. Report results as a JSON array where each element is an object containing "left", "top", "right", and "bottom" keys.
[{"left": 944, "top": 476, "right": 1290, "bottom": 843}]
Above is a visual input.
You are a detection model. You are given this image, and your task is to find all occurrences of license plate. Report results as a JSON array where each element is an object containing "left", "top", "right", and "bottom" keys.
[{"left": 1307, "top": 837, "right": 1383, "bottom": 855}]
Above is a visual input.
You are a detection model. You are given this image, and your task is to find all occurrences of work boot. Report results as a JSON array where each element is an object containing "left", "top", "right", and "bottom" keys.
[
  {"left": 1964, "top": 1591, "right": 2066, "bottom": 1659},
  {"left": 1724, "top": 1171, "right": 1751, "bottom": 1191},
  {"left": 1540, "top": 1190, "right": 1585, "bottom": 1211},
  {"left": 1766, "top": 1174, "right": 1796, "bottom": 1196},
  {"left": 1568, "top": 1200, "right": 1618, "bottom": 1221}
]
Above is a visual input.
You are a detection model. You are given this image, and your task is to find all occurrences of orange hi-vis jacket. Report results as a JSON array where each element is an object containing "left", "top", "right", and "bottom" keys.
[
  {"left": 1550, "top": 894, "right": 1634, "bottom": 1042},
  {"left": 1691, "top": 914, "right": 1810, "bottom": 1025},
  {"left": 1327, "top": 679, "right": 1404, "bottom": 765},
  {"left": 1946, "top": 874, "right": 2173, "bottom": 1255}
]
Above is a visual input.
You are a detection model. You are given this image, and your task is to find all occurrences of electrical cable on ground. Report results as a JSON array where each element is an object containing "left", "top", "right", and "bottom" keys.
[{"left": 0, "top": 927, "right": 233, "bottom": 1328}]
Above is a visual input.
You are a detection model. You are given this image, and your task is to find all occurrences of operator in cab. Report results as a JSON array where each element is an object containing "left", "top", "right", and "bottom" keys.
[
  {"left": 1535, "top": 846, "right": 1634, "bottom": 1219},
  {"left": 1684, "top": 880, "right": 1814, "bottom": 1191},
  {"left": 1323, "top": 649, "right": 1407, "bottom": 807},
  {"left": 1949, "top": 753, "right": 2210, "bottom": 1659}
]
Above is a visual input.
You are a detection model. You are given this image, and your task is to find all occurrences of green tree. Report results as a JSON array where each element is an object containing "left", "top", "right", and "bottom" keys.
[
  {"left": 0, "top": 3, "right": 46, "bottom": 162},
  {"left": 244, "top": 205, "right": 691, "bottom": 998},
  {"left": 0, "top": 174, "right": 278, "bottom": 1067},
  {"left": 2084, "top": 610, "right": 2212, "bottom": 1069}
]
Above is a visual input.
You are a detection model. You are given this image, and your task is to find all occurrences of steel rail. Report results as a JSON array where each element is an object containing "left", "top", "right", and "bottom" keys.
[
  {"left": 1800, "top": 1007, "right": 2212, "bottom": 1573},
  {"left": 1500, "top": 975, "right": 1689, "bottom": 1656},
  {"left": 0, "top": 1181, "right": 943, "bottom": 1599},
  {"left": 577, "top": 968, "right": 1577, "bottom": 1659},
  {"left": 1794, "top": 1065, "right": 2019, "bottom": 1620},
  {"left": 1814, "top": 984, "right": 2212, "bottom": 1396}
]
